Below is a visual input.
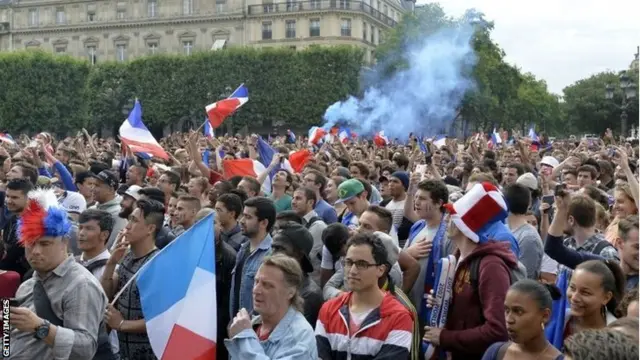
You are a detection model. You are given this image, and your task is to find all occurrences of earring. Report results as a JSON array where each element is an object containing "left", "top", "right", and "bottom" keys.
[{"left": 541, "top": 323, "right": 545, "bottom": 331}]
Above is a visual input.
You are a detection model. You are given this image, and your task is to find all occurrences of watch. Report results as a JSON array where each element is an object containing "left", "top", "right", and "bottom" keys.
[{"left": 34, "top": 320, "right": 50, "bottom": 340}]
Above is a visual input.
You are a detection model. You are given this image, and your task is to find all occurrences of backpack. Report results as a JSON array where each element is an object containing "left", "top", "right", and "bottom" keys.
[
  {"left": 75, "top": 255, "right": 109, "bottom": 274},
  {"left": 592, "top": 240, "right": 615, "bottom": 256},
  {"left": 304, "top": 216, "right": 323, "bottom": 230},
  {"left": 469, "top": 256, "right": 527, "bottom": 322}
]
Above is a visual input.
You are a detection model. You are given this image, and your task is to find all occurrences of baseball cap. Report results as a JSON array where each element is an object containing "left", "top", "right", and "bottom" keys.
[
  {"left": 373, "top": 231, "right": 399, "bottom": 267},
  {"left": 59, "top": 191, "right": 87, "bottom": 214},
  {"left": 336, "top": 179, "right": 365, "bottom": 203},
  {"left": 540, "top": 156, "right": 559, "bottom": 169},
  {"left": 91, "top": 170, "right": 119, "bottom": 190},
  {"left": 272, "top": 223, "right": 315, "bottom": 273},
  {"left": 517, "top": 173, "right": 538, "bottom": 191},
  {"left": 124, "top": 185, "right": 142, "bottom": 201}
]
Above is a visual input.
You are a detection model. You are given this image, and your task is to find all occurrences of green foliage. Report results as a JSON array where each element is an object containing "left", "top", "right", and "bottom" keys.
[
  {"left": 1, "top": 46, "right": 364, "bottom": 136},
  {"left": 562, "top": 70, "right": 638, "bottom": 136},
  {"left": 0, "top": 50, "right": 90, "bottom": 135}
]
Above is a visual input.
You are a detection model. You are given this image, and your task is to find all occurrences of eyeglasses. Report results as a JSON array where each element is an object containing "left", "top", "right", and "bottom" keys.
[{"left": 342, "top": 259, "right": 380, "bottom": 270}]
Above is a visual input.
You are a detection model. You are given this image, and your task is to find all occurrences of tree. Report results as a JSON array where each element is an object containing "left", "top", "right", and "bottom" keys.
[{"left": 562, "top": 70, "right": 639, "bottom": 137}]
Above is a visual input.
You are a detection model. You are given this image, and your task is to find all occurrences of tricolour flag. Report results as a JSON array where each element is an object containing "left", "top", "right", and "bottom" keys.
[
  {"left": 432, "top": 135, "right": 447, "bottom": 149},
  {"left": 0, "top": 133, "right": 15, "bottom": 145},
  {"left": 338, "top": 128, "right": 351, "bottom": 144},
  {"left": 222, "top": 158, "right": 267, "bottom": 179},
  {"left": 308, "top": 127, "right": 326, "bottom": 146},
  {"left": 205, "top": 84, "right": 249, "bottom": 129},
  {"left": 203, "top": 120, "right": 215, "bottom": 138},
  {"left": 373, "top": 131, "right": 389, "bottom": 147},
  {"left": 288, "top": 149, "right": 312, "bottom": 173},
  {"left": 137, "top": 212, "right": 217, "bottom": 359},
  {"left": 490, "top": 128, "right": 502, "bottom": 148},
  {"left": 119, "top": 100, "right": 168, "bottom": 160}
]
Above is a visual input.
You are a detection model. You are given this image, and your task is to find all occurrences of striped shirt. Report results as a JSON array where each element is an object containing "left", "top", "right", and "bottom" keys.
[{"left": 316, "top": 291, "right": 413, "bottom": 360}]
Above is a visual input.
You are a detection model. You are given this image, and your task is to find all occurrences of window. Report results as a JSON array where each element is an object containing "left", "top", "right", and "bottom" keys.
[
  {"left": 377, "top": 1, "right": 380, "bottom": 9},
  {"left": 310, "top": 0, "right": 320, "bottom": 9},
  {"left": 117, "top": 9, "right": 126, "bottom": 19},
  {"left": 55, "top": 47, "right": 65, "bottom": 55},
  {"left": 285, "top": 20, "right": 296, "bottom": 38},
  {"left": 286, "top": 0, "right": 297, "bottom": 11},
  {"left": 216, "top": 0, "right": 226, "bottom": 13},
  {"left": 263, "top": 1, "right": 274, "bottom": 13},
  {"left": 261, "top": 21, "right": 272, "bottom": 40},
  {"left": 148, "top": 0, "right": 158, "bottom": 17},
  {"left": 183, "top": 0, "right": 193, "bottom": 15},
  {"left": 87, "top": 46, "right": 97, "bottom": 65},
  {"left": 363, "top": 21, "right": 367, "bottom": 40},
  {"left": 341, "top": 18, "right": 351, "bottom": 37},
  {"left": 148, "top": 42, "right": 158, "bottom": 55},
  {"left": 55, "top": 7, "right": 65, "bottom": 24},
  {"left": 383, "top": 4, "right": 387, "bottom": 16},
  {"left": 28, "top": 9, "right": 38, "bottom": 26},
  {"left": 309, "top": 18, "right": 320, "bottom": 37},
  {"left": 87, "top": 12, "right": 96, "bottom": 22},
  {"left": 116, "top": 44, "right": 127, "bottom": 62},
  {"left": 370, "top": 24, "right": 374, "bottom": 43},
  {"left": 183, "top": 40, "right": 193, "bottom": 55},
  {"left": 339, "top": 0, "right": 349, "bottom": 9}
]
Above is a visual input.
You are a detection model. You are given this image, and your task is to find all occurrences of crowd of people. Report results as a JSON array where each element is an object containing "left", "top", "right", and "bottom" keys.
[{"left": 0, "top": 128, "right": 638, "bottom": 360}]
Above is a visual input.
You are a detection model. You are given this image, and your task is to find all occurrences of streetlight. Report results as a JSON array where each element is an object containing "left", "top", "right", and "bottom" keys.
[
  {"left": 605, "top": 70, "right": 637, "bottom": 137},
  {"left": 220, "top": 86, "right": 233, "bottom": 134}
]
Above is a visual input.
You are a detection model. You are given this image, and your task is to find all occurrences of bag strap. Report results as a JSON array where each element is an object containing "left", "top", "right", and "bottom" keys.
[
  {"left": 33, "top": 281, "right": 64, "bottom": 326},
  {"left": 593, "top": 240, "right": 613, "bottom": 256},
  {"left": 85, "top": 259, "right": 109, "bottom": 274},
  {"left": 496, "top": 342, "right": 510, "bottom": 360}
]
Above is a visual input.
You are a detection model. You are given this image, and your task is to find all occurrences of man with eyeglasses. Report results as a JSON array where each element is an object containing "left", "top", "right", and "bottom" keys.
[{"left": 316, "top": 232, "right": 413, "bottom": 359}]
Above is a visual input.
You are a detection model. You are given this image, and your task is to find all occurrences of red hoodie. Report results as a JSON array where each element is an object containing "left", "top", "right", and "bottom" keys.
[{"left": 437, "top": 241, "right": 517, "bottom": 360}]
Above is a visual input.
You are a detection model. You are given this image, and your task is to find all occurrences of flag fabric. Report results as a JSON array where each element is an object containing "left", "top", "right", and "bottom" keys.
[
  {"left": 546, "top": 268, "right": 569, "bottom": 349},
  {"left": 490, "top": 128, "right": 502, "bottom": 148},
  {"left": 308, "top": 127, "right": 326, "bottom": 146},
  {"left": 432, "top": 135, "right": 447, "bottom": 149},
  {"left": 137, "top": 212, "right": 217, "bottom": 360},
  {"left": 119, "top": 100, "right": 169, "bottom": 160},
  {"left": 373, "top": 131, "right": 389, "bottom": 147},
  {"left": 424, "top": 255, "right": 456, "bottom": 359},
  {"left": 528, "top": 127, "right": 539, "bottom": 142},
  {"left": 286, "top": 129, "right": 296, "bottom": 143},
  {"left": 288, "top": 149, "right": 312, "bottom": 173},
  {"left": 417, "top": 137, "right": 428, "bottom": 153},
  {"left": 255, "top": 137, "right": 293, "bottom": 177},
  {"left": 222, "top": 158, "right": 267, "bottom": 179},
  {"left": 205, "top": 84, "right": 249, "bottom": 128},
  {"left": 338, "top": 128, "right": 351, "bottom": 144},
  {"left": 0, "top": 133, "right": 15, "bottom": 145},
  {"left": 204, "top": 120, "right": 215, "bottom": 138}
]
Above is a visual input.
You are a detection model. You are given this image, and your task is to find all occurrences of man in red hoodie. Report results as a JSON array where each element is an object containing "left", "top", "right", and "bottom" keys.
[{"left": 423, "top": 182, "right": 518, "bottom": 360}]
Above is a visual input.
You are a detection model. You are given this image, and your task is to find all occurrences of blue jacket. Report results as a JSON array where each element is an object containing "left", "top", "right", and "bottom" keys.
[{"left": 225, "top": 306, "right": 317, "bottom": 360}]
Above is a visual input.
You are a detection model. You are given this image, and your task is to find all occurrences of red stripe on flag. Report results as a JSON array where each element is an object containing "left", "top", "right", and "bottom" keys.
[
  {"left": 207, "top": 98, "right": 241, "bottom": 128},
  {"left": 222, "top": 158, "right": 257, "bottom": 179},
  {"left": 120, "top": 138, "right": 168, "bottom": 160},
  {"left": 162, "top": 324, "right": 216, "bottom": 360},
  {"left": 288, "top": 149, "right": 311, "bottom": 173}
]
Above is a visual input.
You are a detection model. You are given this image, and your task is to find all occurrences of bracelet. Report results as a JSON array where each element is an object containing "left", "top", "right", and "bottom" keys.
[{"left": 117, "top": 319, "right": 125, "bottom": 331}]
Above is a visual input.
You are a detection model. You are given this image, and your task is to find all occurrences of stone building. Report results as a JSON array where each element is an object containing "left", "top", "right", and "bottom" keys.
[{"left": 0, "top": 0, "right": 411, "bottom": 64}]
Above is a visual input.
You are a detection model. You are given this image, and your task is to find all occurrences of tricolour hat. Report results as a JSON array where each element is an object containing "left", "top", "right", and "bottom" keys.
[
  {"left": 18, "top": 189, "right": 72, "bottom": 246},
  {"left": 443, "top": 182, "right": 508, "bottom": 243}
]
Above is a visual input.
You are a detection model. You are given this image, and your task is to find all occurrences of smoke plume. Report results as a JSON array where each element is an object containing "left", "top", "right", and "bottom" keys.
[{"left": 322, "top": 21, "right": 478, "bottom": 140}]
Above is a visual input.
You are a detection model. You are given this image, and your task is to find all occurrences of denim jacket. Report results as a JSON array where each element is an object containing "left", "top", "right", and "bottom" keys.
[
  {"left": 230, "top": 234, "right": 272, "bottom": 318},
  {"left": 225, "top": 306, "right": 318, "bottom": 360}
]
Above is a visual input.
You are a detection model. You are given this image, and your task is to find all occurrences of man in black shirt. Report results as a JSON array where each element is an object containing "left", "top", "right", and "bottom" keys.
[{"left": 0, "top": 179, "right": 33, "bottom": 279}]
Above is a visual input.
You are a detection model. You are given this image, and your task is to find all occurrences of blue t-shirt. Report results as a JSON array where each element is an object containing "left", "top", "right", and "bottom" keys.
[{"left": 482, "top": 221, "right": 520, "bottom": 258}]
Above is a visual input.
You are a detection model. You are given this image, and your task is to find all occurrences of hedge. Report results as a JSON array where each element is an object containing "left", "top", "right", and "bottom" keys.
[{"left": 0, "top": 46, "right": 364, "bottom": 136}]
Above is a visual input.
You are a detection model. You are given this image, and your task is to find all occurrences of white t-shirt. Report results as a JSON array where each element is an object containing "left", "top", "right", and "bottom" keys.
[
  {"left": 404, "top": 224, "right": 438, "bottom": 308},
  {"left": 385, "top": 199, "right": 406, "bottom": 229}
]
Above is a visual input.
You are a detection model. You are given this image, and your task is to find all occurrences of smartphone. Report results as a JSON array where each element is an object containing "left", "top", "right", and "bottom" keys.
[
  {"left": 608, "top": 148, "right": 616, "bottom": 158},
  {"left": 9, "top": 298, "right": 19, "bottom": 307},
  {"left": 554, "top": 183, "right": 567, "bottom": 197},
  {"left": 542, "top": 195, "right": 555, "bottom": 206}
]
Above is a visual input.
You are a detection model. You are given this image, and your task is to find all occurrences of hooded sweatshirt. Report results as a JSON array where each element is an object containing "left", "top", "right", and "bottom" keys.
[{"left": 437, "top": 241, "right": 517, "bottom": 360}]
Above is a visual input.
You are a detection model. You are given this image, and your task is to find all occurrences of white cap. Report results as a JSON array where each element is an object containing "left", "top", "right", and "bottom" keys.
[
  {"left": 124, "top": 185, "right": 142, "bottom": 201},
  {"left": 517, "top": 173, "right": 538, "bottom": 191},
  {"left": 540, "top": 156, "right": 559, "bottom": 169},
  {"left": 59, "top": 191, "right": 87, "bottom": 214}
]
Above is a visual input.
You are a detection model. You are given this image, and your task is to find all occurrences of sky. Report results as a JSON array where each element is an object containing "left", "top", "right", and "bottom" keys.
[{"left": 418, "top": 0, "right": 640, "bottom": 95}]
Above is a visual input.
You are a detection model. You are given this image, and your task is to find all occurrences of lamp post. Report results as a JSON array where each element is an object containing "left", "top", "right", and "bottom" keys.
[
  {"left": 605, "top": 70, "right": 637, "bottom": 138},
  {"left": 220, "top": 85, "right": 233, "bottom": 134}
]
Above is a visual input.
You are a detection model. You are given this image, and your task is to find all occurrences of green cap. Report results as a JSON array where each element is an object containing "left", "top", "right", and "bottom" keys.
[{"left": 336, "top": 179, "right": 365, "bottom": 203}]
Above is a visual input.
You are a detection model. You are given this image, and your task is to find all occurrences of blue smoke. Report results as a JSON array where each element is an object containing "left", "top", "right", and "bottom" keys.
[{"left": 322, "top": 22, "right": 478, "bottom": 140}]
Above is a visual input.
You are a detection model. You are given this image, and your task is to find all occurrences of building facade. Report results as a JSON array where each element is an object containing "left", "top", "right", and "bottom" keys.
[{"left": 0, "top": 0, "right": 410, "bottom": 64}]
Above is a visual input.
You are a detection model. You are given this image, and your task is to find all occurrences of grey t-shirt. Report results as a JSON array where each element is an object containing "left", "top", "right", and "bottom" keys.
[{"left": 512, "top": 223, "right": 543, "bottom": 280}]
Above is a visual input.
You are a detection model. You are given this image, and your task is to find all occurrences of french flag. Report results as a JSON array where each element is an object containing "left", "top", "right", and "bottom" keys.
[
  {"left": 203, "top": 120, "right": 215, "bottom": 138},
  {"left": 528, "top": 127, "right": 539, "bottom": 142},
  {"left": 222, "top": 158, "right": 267, "bottom": 179},
  {"left": 338, "top": 128, "right": 351, "bottom": 144},
  {"left": 308, "top": 127, "right": 326, "bottom": 146},
  {"left": 137, "top": 212, "right": 217, "bottom": 360},
  {"left": 373, "top": 131, "right": 389, "bottom": 147},
  {"left": 490, "top": 128, "right": 502, "bottom": 148},
  {"left": 432, "top": 135, "right": 447, "bottom": 149},
  {"left": 205, "top": 84, "right": 249, "bottom": 129},
  {"left": 119, "top": 100, "right": 168, "bottom": 160},
  {"left": 256, "top": 136, "right": 293, "bottom": 176},
  {"left": 0, "top": 133, "right": 15, "bottom": 145}
]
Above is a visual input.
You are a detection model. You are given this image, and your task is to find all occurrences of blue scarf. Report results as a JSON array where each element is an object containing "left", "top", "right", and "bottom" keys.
[
  {"left": 418, "top": 214, "right": 448, "bottom": 326},
  {"left": 545, "top": 268, "right": 569, "bottom": 349}
]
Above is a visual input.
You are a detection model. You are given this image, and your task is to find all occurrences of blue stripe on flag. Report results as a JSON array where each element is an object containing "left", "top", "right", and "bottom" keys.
[{"left": 136, "top": 213, "right": 216, "bottom": 320}]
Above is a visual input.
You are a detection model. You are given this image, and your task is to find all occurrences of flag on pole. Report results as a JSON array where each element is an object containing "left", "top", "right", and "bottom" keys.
[
  {"left": 204, "top": 119, "right": 215, "bottom": 138},
  {"left": 205, "top": 84, "right": 249, "bottom": 129},
  {"left": 0, "top": 133, "right": 15, "bottom": 145},
  {"left": 308, "top": 127, "right": 326, "bottom": 146},
  {"left": 137, "top": 213, "right": 217, "bottom": 359},
  {"left": 338, "top": 128, "right": 351, "bottom": 144},
  {"left": 490, "top": 128, "right": 502, "bottom": 148},
  {"left": 373, "top": 131, "right": 389, "bottom": 147},
  {"left": 119, "top": 100, "right": 168, "bottom": 160}
]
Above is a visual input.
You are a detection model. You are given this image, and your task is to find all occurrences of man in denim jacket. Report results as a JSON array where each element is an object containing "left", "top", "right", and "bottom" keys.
[{"left": 225, "top": 254, "right": 317, "bottom": 359}]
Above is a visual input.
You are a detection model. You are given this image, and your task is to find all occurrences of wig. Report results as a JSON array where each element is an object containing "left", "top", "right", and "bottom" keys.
[{"left": 17, "top": 188, "right": 72, "bottom": 246}]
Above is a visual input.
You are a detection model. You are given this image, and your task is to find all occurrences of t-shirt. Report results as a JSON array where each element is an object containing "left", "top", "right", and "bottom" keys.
[
  {"left": 385, "top": 199, "right": 406, "bottom": 229},
  {"left": 511, "top": 223, "right": 543, "bottom": 280},
  {"left": 270, "top": 194, "right": 292, "bottom": 213},
  {"left": 404, "top": 224, "right": 438, "bottom": 308}
]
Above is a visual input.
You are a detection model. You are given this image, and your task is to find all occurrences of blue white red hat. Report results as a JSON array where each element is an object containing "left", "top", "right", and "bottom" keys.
[
  {"left": 443, "top": 182, "right": 508, "bottom": 243},
  {"left": 18, "top": 189, "right": 72, "bottom": 246}
]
